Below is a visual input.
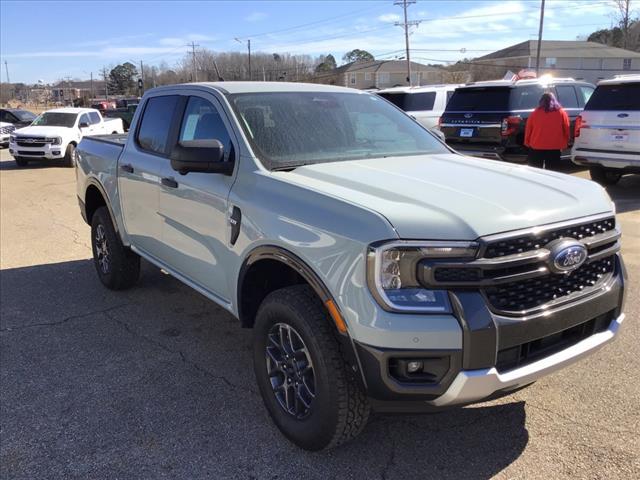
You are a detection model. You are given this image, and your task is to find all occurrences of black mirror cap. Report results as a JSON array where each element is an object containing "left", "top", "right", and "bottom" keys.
[
  {"left": 170, "top": 139, "right": 233, "bottom": 175},
  {"left": 79, "top": 122, "right": 90, "bottom": 128}
]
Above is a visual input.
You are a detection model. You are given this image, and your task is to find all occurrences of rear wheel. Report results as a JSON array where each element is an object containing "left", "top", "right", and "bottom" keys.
[
  {"left": 91, "top": 206, "right": 140, "bottom": 290},
  {"left": 253, "top": 285, "right": 370, "bottom": 451},
  {"left": 63, "top": 143, "right": 77, "bottom": 168},
  {"left": 589, "top": 166, "right": 622, "bottom": 185},
  {"left": 14, "top": 156, "right": 28, "bottom": 167}
]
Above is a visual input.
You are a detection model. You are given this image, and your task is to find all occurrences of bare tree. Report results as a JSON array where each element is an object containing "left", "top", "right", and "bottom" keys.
[{"left": 613, "top": 0, "right": 634, "bottom": 48}]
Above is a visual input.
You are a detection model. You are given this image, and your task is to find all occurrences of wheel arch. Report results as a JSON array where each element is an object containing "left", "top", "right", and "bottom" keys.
[{"left": 83, "top": 179, "right": 119, "bottom": 233}]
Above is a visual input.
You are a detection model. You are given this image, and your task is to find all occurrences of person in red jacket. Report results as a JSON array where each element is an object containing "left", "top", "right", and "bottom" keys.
[{"left": 524, "top": 92, "right": 570, "bottom": 169}]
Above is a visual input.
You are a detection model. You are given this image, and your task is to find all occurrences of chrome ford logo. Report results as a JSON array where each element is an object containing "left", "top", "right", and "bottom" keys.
[
  {"left": 547, "top": 239, "right": 588, "bottom": 274},
  {"left": 617, "top": 113, "right": 629, "bottom": 118},
  {"left": 464, "top": 113, "right": 473, "bottom": 118}
]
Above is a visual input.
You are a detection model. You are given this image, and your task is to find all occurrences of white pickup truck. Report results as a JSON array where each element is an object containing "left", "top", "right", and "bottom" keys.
[{"left": 9, "top": 107, "right": 124, "bottom": 167}]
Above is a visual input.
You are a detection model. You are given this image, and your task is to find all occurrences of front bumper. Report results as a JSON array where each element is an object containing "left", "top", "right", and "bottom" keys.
[
  {"left": 9, "top": 141, "right": 65, "bottom": 159},
  {"left": 356, "top": 254, "right": 626, "bottom": 411}
]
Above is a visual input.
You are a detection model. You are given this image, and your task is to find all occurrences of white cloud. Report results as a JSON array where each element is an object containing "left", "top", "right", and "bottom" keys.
[
  {"left": 378, "top": 13, "right": 400, "bottom": 23},
  {"left": 245, "top": 12, "right": 267, "bottom": 22}
]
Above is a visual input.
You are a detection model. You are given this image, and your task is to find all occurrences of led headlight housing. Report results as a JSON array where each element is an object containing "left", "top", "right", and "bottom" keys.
[
  {"left": 46, "top": 137, "right": 62, "bottom": 145},
  {"left": 367, "top": 241, "right": 478, "bottom": 313},
  {"left": 9, "top": 135, "right": 16, "bottom": 143}
]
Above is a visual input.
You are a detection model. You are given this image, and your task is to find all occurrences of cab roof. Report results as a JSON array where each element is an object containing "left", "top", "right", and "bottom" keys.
[
  {"left": 598, "top": 74, "right": 640, "bottom": 85},
  {"left": 148, "top": 81, "right": 365, "bottom": 95},
  {"left": 44, "top": 107, "right": 96, "bottom": 114},
  {"left": 376, "top": 84, "right": 463, "bottom": 94}
]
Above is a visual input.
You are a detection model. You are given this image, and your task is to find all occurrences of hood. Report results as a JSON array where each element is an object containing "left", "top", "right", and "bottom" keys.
[
  {"left": 273, "top": 154, "right": 614, "bottom": 240},
  {"left": 14, "top": 125, "right": 75, "bottom": 137},
  {"left": 0, "top": 122, "right": 12, "bottom": 128}
]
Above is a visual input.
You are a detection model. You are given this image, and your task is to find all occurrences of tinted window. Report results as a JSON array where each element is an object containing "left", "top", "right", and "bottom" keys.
[
  {"left": 0, "top": 111, "right": 9, "bottom": 122},
  {"left": 446, "top": 87, "right": 510, "bottom": 111},
  {"left": 378, "top": 92, "right": 436, "bottom": 111},
  {"left": 137, "top": 95, "right": 179, "bottom": 155},
  {"left": 446, "top": 90, "right": 454, "bottom": 104},
  {"left": 179, "top": 96, "right": 233, "bottom": 161},
  {"left": 88, "top": 112, "right": 101, "bottom": 124},
  {"left": 509, "top": 86, "right": 545, "bottom": 110},
  {"left": 231, "top": 92, "right": 447, "bottom": 169},
  {"left": 555, "top": 86, "right": 579, "bottom": 109},
  {"left": 584, "top": 84, "right": 640, "bottom": 111},
  {"left": 14, "top": 110, "right": 36, "bottom": 122},
  {"left": 79, "top": 114, "right": 90, "bottom": 127}
]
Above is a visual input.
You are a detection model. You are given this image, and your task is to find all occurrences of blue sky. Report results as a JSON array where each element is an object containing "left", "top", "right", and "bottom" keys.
[{"left": 0, "top": 0, "right": 617, "bottom": 84}]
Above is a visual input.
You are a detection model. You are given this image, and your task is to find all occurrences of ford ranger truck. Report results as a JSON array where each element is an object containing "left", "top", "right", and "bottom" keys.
[
  {"left": 9, "top": 107, "right": 124, "bottom": 167},
  {"left": 76, "top": 82, "right": 626, "bottom": 451}
]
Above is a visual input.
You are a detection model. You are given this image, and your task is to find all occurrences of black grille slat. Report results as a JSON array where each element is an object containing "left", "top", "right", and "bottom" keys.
[
  {"left": 484, "top": 256, "right": 614, "bottom": 313},
  {"left": 484, "top": 218, "right": 615, "bottom": 258}
]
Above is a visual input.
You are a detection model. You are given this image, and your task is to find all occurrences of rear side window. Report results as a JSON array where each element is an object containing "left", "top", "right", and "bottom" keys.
[
  {"left": 378, "top": 92, "right": 436, "bottom": 111},
  {"left": 577, "top": 86, "right": 594, "bottom": 106},
  {"left": 555, "top": 85, "right": 579, "bottom": 109},
  {"left": 137, "top": 95, "right": 179, "bottom": 155},
  {"left": 584, "top": 84, "right": 640, "bottom": 111},
  {"left": 509, "top": 86, "right": 545, "bottom": 110},
  {"left": 446, "top": 87, "right": 510, "bottom": 111},
  {"left": 179, "top": 96, "right": 233, "bottom": 161},
  {"left": 88, "top": 112, "right": 101, "bottom": 124}
]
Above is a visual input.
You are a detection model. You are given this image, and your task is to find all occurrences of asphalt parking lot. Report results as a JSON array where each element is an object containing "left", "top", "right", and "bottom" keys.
[{"left": 1, "top": 148, "right": 639, "bottom": 479}]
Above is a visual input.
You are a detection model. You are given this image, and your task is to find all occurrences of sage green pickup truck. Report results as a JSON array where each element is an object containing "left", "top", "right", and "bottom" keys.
[{"left": 75, "top": 82, "right": 626, "bottom": 450}]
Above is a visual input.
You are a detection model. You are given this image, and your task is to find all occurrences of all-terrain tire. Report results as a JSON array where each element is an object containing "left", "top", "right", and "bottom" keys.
[
  {"left": 253, "top": 285, "right": 370, "bottom": 451},
  {"left": 91, "top": 206, "right": 140, "bottom": 290},
  {"left": 63, "top": 143, "right": 77, "bottom": 168}
]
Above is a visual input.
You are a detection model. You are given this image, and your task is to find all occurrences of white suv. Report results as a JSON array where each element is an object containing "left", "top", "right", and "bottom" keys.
[
  {"left": 376, "top": 84, "right": 462, "bottom": 130},
  {"left": 572, "top": 74, "right": 640, "bottom": 185}
]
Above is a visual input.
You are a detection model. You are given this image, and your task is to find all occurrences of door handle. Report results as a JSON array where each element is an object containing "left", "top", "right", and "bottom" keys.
[
  {"left": 161, "top": 177, "right": 178, "bottom": 188},
  {"left": 120, "top": 163, "right": 134, "bottom": 173}
]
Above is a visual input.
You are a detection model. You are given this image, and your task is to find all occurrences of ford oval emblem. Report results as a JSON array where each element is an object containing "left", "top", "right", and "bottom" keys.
[
  {"left": 617, "top": 113, "right": 629, "bottom": 118},
  {"left": 464, "top": 113, "right": 473, "bottom": 118},
  {"left": 547, "top": 239, "right": 588, "bottom": 274}
]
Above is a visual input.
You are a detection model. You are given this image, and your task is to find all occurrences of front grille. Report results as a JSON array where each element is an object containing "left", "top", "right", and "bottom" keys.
[
  {"left": 17, "top": 138, "right": 47, "bottom": 147},
  {"left": 484, "top": 217, "right": 616, "bottom": 258},
  {"left": 0, "top": 125, "right": 15, "bottom": 134},
  {"left": 496, "top": 310, "right": 613, "bottom": 372},
  {"left": 485, "top": 256, "right": 614, "bottom": 313}
]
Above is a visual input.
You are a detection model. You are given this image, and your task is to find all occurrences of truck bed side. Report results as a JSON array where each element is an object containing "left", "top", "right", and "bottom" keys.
[{"left": 76, "top": 135, "right": 129, "bottom": 241}]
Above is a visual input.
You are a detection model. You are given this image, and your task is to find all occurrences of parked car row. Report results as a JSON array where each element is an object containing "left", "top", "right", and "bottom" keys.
[{"left": 377, "top": 74, "right": 639, "bottom": 186}]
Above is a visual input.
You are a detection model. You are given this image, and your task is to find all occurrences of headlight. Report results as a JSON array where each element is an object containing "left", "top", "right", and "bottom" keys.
[
  {"left": 367, "top": 241, "right": 478, "bottom": 312},
  {"left": 9, "top": 135, "right": 16, "bottom": 143},
  {"left": 46, "top": 137, "right": 62, "bottom": 145}
]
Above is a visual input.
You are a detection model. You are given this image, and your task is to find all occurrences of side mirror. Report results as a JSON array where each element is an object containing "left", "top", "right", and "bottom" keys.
[
  {"left": 79, "top": 121, "right": 90, "bottom": 128},
  {"left": 170, "top": 139, "right": 233, "bottom": 175}
]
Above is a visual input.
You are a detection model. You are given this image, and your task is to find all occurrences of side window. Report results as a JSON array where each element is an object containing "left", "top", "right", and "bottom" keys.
[
  {"left": 137, "top": 95, "right": 179, "bottom": 155},
  {"left": 88, "top": 112, "right": 101, "bottom": 124},
  {"left": 0, "top": 111, "right": 7, "bottom": 122},
  {"left": 555, "top": 85, "right": 579, "bottom": 109},
  {"left": 179, "top": 96, "right": 233, "bottom": 161},
  {"left": 577, "top": 86, "right": 594, "bottom": 107},
  {"left": 79, "top": 114, "right": 90, "bottom": 127},
  {"left": 446, "top": 90, "right": 454, "bottom": 105}
]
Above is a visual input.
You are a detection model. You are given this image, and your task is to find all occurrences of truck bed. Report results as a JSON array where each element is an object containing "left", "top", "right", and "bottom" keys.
[{"left": 86, "top": 133, "right": 128, "bottom": 146}]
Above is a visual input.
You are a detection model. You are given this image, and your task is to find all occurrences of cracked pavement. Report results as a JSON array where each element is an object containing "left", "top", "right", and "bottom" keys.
[{"left": 1, "top": 149, "right": 639, "bottom": 479}]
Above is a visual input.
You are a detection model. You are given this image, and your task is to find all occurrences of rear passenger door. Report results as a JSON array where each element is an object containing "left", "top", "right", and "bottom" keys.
[
  {"left": 158, "top": 93, "right": 237, "bottom": 304},
  {"left": 88, "top": 111, "right": 102, "bottom": 134},
  {"left": 119, "top": 94, "right": 180, "bottom": 259}
]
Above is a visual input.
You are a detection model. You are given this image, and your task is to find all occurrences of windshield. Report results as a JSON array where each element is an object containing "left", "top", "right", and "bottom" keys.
[
  {"left": 377, "top": 91, "right": 436, "bottom": 112},
  {"left": 446, "top": 85, "right": 544, "bottom": 111},
  {"left": 32, "top": 112, "right": 77, "bottom": 128},
  {"left": 13, "top": 110, "right": 37, "bottom": 122},
  {"left": 230, "top": 92, "right": 448, "bottom": 169},
  {"left": 585, "top": 83, "right": 640, "bottom": 111}
]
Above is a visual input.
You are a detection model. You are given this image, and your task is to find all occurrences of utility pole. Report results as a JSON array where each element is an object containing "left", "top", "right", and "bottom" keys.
[
  {"left": 235, "top": 38, "right": 252, "bottom": 80},
  {"left": 187, "top": 41, "right": 200, "bottom": 82},
  {"left": 102, "top": 67, "right": 109, "bottom": 101},
  {"left": 395, "top": 0, "right": 420, "bottom": 86},
  {"left": 140, "top": 60, "right": 144, "bottom": 89},
  {"left": 4, "top": 60, "right": 10, "bottom": 83},
  {"left": 90, "top": 72, "right": 94, "bottom": 99},
  {"left": 535, "top": 0, "right": 545, "bottom": 75}
]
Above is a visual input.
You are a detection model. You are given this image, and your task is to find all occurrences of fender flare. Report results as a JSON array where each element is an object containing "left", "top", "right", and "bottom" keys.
[
  {"left": 237, "top": 245, "right": 335, "bottom": 322},
  {"left": 84, "top": 178, "right": 120, "bottom": 234}
]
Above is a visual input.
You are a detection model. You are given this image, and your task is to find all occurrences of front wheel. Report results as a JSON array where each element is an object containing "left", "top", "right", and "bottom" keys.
[
  {"left": 589, "top": 166, "right": 621, "bottom": 185},
  {"left": 91, "top": 207, "right": 140, "bottom": 290},
  {"left": 253, "top": 285, "right": 370, "bottom": 451},
  {"left": 63, "top": 143, "right": 77, "bottom": 168},
  {"left": 14, "top": 156, "right": 28, "bottom": 167}
]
